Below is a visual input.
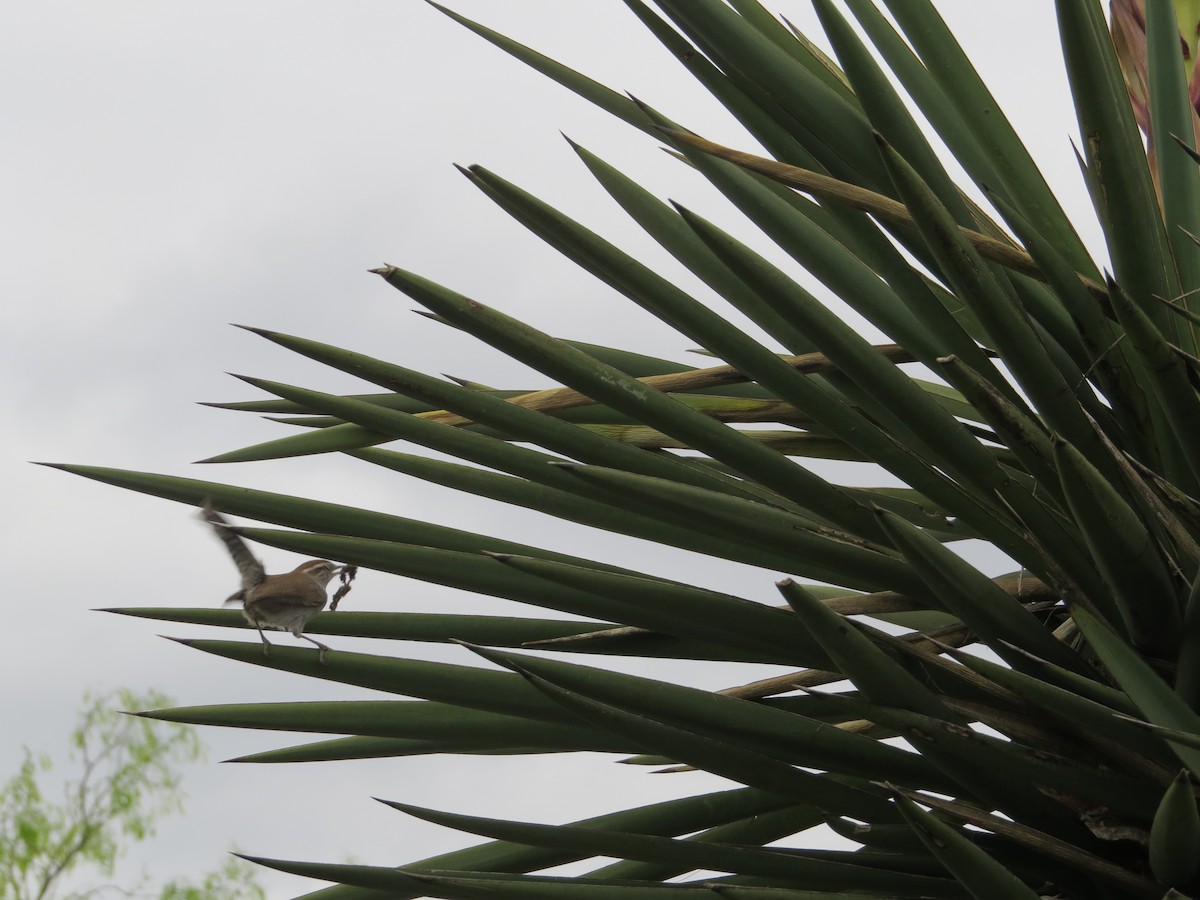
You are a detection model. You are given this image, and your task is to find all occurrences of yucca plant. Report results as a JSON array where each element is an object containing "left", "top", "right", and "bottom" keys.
[{"left": 48, "top": 1, "right": 1200, "bottom": 897}]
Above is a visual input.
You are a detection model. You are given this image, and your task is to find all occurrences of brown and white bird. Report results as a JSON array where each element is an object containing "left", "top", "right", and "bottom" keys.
[{"left": 202, "top": 502, "right": 341, "bottom": 663}]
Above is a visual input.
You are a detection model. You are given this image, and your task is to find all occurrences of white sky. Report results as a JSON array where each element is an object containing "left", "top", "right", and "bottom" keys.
[{"left": 6, "top": 2, "right": 1097, "bottom": 897}]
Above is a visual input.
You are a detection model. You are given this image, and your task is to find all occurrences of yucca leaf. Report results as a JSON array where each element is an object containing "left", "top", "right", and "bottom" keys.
[
  {"left": 1070, "top": 605, "right": 1200, "bottom": 779},
  {"left": 889, "top": 792, "right": 1044, "bottom": 900},
  {"left": 1054, "top": 438, "right": 1182, "bottom": 656},
  {"left": 200, "top": 422, "right": 394, "bottom": 463},
  {"left": 659, "top": 128, "right": 1103, "bottom": 306},
  {"left": 824, "top": 816, "right": 929, "bottom": 854},
  {"left": 372, "top": 265, "right": 890, "bottom": 541},
  {"left": 568, "top": 140, "right": 818, "bottom": 356},
  {"left": 215, "top": 376, "right": 856, "bottom": 577},
  {"left": 889, "top": 787, "right": 1159, "bottom": 897},
  {"left": 578, "top": 425, "right": 872, "bottom": 460},
  {"left": 873, "top": 509, "right": 1093, "bottom": 676},
  {"left": 658, "top": 130, "right": 995, "bottom": 379},
  {"left": 1147, "top": 0, "right": 1200, "bottom": 347},
  {"left": 292, "top": 786, "right": 798, "bottom": 900},
  {"left": 458, "top": 642, "right": 947, "bottom": 791},
  {"left": 877, "top": 136, "right": 1111, "bottom": 475},
  {"left": 582, "top": 803, "right": 829, "bottom": 882},
  {"left": 1179, "top": 570, "right": 1200, "bottom": 709},
  {"left": 816, "top": 3, "right": 969, "bottom": 227},
  {"left": 1106, "top": 276, "right": 1200, "bottom": 491},
  {"left": 1058, "top": 0, "right": 1180, "bottom": 332},
  {"left": 881, "top": 1, "right": 1091, "bottom": 273},
  {"left": 937, "top": 645, "right": 1176, "bottom": 772},
  {"left": 457, "top": 159, "right": 1001, "bottom": 530},
  {"left": 230, "top": 735, "right": 491, "bottom": 764},
  {"left": 46, "top": 463, "right": 642, "bottom": 572},
  {"left": 351, "top": 448, "right": 841, "bottom": 576},
  {"left": 807, "top": 689, "right": 1156, "bottom": 822},
  {"left": 642, "top": 200, "right": 1038, "bottom": 560},
  {"left": 140, "top": 700, "right": 619, "bottom": 751},
  {"left": 726, "top": 1, "right": 857, "bottom": 100},
  {"left": 808, "top": 712, "right": 1097, "bottom": 835},
  {"left": 993, "top": 640, "right": 1144, "bottom": 714},
  {"left": 699, "top": 889, "right": 914, "bottom": 900},
  {"left": 170, "top": 639, "right": 568, "bottom": 718},
  {"left": 482, "top": 552, "right": 829, "bottom": 666},
  {"left": 380, "top": 801, "right": 960, "bottom": 895},
  {"left": 842, "top": 485, "right": 967, "bottom": 538},
  {"left": 556, "top": 338, "right": 717, "bottom": 380},
  {"left": 663, "top": 124, "right": 994, "bottom": 361},
  {"left": 286, "top": 859, "right": 946, "bottom": 899},
  {"left": 819, "top": 1, "right": 1091, "bottom": 386},
  {"left": 980, "top": 190, "right": 1144, "bottom": 437},
  {"left": 459, "top": 161, "right": 837, "bottom": 360},
  {"left": 230, "top": 330, "right": 767, "bottom": 500},
  {"left": 546, "top": 464, "right": 921, "bottom": 594},
  {"left": 1149, "top": 768, "right": 1200, "bottom": 886},
  {"left": 348, "top": 787, "right": 796, "bottom": 897},
  {"left": 776, "top": 579, "right": 956, "bottom": 720},
  {"left": 426, "top": 3, "right": 653, "bottom": 134},
  {"left": 413, "top": 346, "right": 918, "bottom": 422},
  {"left": 672, "top": 202, "right": 1005, "bottom": 486},
  {"left": 836, "top": 0, "right": 999, "bottom": 226},
  {"left": 246, "top": 858, "right": 431, "bottom": 893},
  {"left": 262, "top": 415, "right": 342, "bottom": 429},
  {"left": 624, "top": 1, "right": 831, "bottom": 184},
  {"left": 203, "top": 390, "right": 438, "bottom": 416},
  {"left": 499, "top": 667, "right": 901, "bottom": 825},
  {"left": 1115, "top": 713, "right": 1200, "bottom": 751},
  {"left": 441, "top": 327, "right": 731, "bottom": 385},
  {"left": 935, "top": 355, "right": 1062, "bottom": 495},
  {"left": 652, "top": 0, "right": 885, "bottom": 187}
]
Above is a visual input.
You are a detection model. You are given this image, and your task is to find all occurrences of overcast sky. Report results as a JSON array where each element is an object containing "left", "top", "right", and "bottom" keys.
[{"left": 6, "top": 2, "right": 1096, "bottom": 896}]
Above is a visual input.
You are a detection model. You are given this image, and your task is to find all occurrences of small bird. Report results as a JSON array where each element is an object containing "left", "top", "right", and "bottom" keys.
[{"left": 202, "top": 501, "right": 341, "bottom": 664}]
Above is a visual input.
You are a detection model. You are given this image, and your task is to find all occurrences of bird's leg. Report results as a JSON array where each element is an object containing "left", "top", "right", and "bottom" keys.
[
  {"left": 256, "top": 625, "right": 272, "bottom": 656},
  {"left": 298, "top": 634, "right": 331, "bottom": 665}
]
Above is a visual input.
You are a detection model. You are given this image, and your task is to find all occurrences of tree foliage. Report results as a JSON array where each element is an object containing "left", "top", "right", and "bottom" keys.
[{"left": 0, "top": 688, "right": 261, "bottom": 900}]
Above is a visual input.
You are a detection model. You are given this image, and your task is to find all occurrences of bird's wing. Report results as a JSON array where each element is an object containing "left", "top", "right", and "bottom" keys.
[
  {"left": 201, "top": 501, "right": 265, "bottom": 589},
  {"left": 246, "top": 592, "right": 328, "bottom": 616},
  {"left": 246, "top": 573, "right": 329, "bottom": 606}
]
